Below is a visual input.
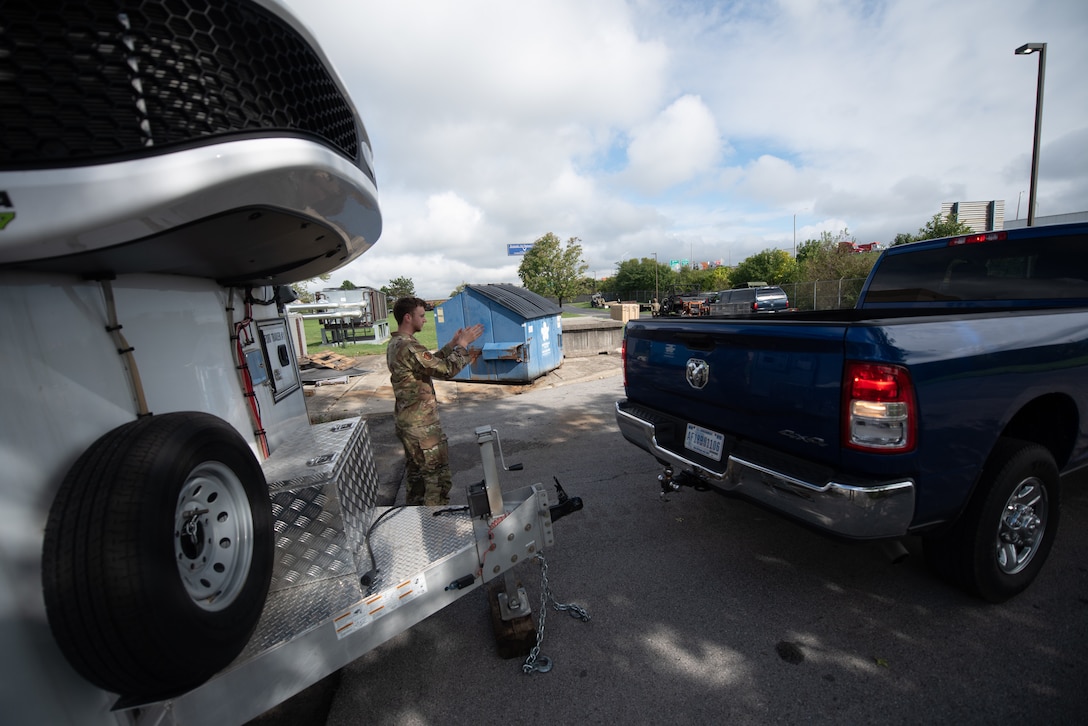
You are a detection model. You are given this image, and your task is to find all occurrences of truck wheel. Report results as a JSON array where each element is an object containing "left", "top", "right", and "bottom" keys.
[
  {"left": 42, "top": 412, "right": 273, "bottom": 700},
  {"left": 925, "top": 438, "right": 1060, "bottom": 603}
]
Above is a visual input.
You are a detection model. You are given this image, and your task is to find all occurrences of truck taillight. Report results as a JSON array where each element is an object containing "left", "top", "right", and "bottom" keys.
[
  {"left": 843, "top": 362, "right": 916, "bottom": 452},
  {"left": 948, "top": 231, "right": 1006, "bottom": 246},
  {"left": 621, "top": 336, "right": 628, "bottom": 388},
  {"left": 751, "top": 301, "right": 758, "bottom": 312}
]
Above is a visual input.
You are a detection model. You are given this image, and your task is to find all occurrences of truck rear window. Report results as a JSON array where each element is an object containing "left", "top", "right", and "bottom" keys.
[{"left": 864, "top": 234, "right": 1088, "bottom": 303}]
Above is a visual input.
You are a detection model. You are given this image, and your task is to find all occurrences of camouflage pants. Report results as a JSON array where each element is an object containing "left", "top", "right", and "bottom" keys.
[{"left": 395, "top": 424, "right": 452, "bottom": 506}]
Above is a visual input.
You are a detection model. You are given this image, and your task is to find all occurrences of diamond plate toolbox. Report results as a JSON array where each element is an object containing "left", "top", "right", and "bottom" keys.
[{"left": 261, "top": 417, "right": 379, "bottom": 591}]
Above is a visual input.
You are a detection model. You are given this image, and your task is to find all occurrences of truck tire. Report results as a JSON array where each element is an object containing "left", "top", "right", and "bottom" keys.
[
  {"left": 924, "top": 437, "right": 1060, "bottom": 603},
  {"left": 42, "top": 412, "right": 274, "bottom": 700}
]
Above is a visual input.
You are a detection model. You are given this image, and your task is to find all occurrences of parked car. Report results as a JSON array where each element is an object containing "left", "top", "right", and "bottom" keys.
[{"left": 707, "top": 285, "right": 790, "bottom": 314}]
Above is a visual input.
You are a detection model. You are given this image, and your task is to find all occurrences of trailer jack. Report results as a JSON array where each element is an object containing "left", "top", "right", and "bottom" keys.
[{"left": 470, "top": 427, "right": 587, "bottom": 664}]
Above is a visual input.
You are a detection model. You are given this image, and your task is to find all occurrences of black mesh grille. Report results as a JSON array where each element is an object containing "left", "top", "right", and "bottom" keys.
[{"left": 0, "top": 0, "right": 363, "bottom": 168}]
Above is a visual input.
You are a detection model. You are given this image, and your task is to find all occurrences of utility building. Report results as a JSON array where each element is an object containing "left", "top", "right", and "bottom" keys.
[{"left": 940, "top": 200, "right": 1005, "bottom": 232}]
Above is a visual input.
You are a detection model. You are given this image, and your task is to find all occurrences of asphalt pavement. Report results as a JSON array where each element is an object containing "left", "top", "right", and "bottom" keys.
[
  {"left": 249, "top": 344, "right": 627, "bottom": 726},
  {"left": 252, "top": 338, "right": 1088, "bottom": 726}
]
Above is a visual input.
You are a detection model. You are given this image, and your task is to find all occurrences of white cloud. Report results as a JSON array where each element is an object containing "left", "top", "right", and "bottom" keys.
[
  {"left": 733, "top": 155, "right": 813, "bottom": 207},
  {"left": 286, "top": 0, "right": 1088, "bottom": 297},
  {"left": 624, "top": 95, "right": 724, "bottom": 193},
  {"left": 407, "top": 192, "right": 484, "bottom": 246}
]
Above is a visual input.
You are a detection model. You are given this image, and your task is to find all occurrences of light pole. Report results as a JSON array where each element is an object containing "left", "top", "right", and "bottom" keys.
[
  {"left": 1015, "top": 42, "right": 1046, "bottom": 227},
  {"left": 793, "top": 208, "right": 809, "bottom": 256},
  {"left": 1016, "top": 190, "right": 1025, "bottom": 220}
]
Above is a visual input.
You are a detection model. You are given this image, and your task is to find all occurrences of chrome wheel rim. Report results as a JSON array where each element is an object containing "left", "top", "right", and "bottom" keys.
[{"left": 996, "top": 476, "right": 1047, "bottom": 575}]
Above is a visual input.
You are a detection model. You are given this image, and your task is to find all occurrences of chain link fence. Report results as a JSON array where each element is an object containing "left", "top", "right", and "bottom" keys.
[
  {"left": 778, "top": 278, "right": 867, "bottom": 311},
  {"left": 586, "top": 278, "right": 868, "bottom": 311}
]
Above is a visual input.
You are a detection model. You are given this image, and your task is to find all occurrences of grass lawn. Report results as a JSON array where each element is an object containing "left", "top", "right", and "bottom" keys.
[
  {"left": 301, "top": 315, "right": 433, "bottom": 357},
  {"left": 302, "top": 308, "right": 588, "bottom": 357}
]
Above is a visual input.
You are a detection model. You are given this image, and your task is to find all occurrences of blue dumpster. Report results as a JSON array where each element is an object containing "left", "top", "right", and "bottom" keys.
[{"left": 434, "top": 284, "right": 563, "bottom": 382}]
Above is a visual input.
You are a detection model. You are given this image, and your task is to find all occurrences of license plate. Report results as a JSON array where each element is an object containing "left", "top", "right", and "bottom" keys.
[{"left": 684, "top": 423, "right": 724, "bottom": 461}]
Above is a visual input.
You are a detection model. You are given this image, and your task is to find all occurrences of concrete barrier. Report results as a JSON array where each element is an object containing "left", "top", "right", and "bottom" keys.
[{"left": 562, "top": 317, "right": 625, "bottom": 358}]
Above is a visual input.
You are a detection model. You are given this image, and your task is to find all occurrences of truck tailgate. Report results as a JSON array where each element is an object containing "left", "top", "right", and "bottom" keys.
[{"left": 623, "top": 318, "right": 849, "bottom": 468}]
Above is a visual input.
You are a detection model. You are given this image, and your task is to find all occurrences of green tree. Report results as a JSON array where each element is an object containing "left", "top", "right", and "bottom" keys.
[
  {"left": 676, "top": 265, "right": 722, "bottom": 292},
  {"left": 706, "top": 266, "right": 731, "bottom": 291},
  {"left": 340, "top": 280, "right": 357, "bottom": 290},
  {"left": 612, "top": 257, "right": 675, "bottom": 299},
  {"left": 831, "top": 227, "right": 859, "bottom": 255},
  {"left": 517, "top": 233, "right": 589, "bottom": 306},
  {"left": 917, "top": 212, "right": 974, "bottom": 240},
  {"left": 731, "top": 249, "right": 797, "bottom": 286},
  {"left": 893, "top": 212, "right": 973, "bottom": 245},
  {"left": 449, "top": 282, "right": 468, "bottom": 298},
  {"left": 795, "top": 239, "right": 824, "bottom": 266},
  {"left": 381, "top": 276, "right": 416, "bottom": 303},
  {"left": 799, "top": 229, "right": 879, "bottom": 282}
]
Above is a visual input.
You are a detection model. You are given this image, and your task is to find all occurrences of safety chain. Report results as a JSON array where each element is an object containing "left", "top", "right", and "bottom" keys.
[{"left": 522, "top": 552, "right": 591, "bottom": 675}]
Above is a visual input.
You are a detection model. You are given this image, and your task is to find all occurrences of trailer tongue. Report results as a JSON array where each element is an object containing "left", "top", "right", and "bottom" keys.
[{"left": 123, "top": 421, "right": 578, "bottom": 725}]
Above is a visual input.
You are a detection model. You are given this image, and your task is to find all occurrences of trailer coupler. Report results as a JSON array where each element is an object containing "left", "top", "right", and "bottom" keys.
[{"left": 549, "top": 477, "right": 583, "bottom": 522}]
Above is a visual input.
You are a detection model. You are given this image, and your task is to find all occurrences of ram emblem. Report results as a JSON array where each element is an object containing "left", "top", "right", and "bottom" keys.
[{"left": 685, "top": 358, "right": 710, "bottom": 390}]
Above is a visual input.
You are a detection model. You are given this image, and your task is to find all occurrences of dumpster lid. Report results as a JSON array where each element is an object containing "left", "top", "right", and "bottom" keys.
[{"left": 466, "top": 284, "right": 561, "bottom": 319}]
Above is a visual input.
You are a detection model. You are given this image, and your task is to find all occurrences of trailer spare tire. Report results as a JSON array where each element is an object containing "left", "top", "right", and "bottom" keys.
[{"left": 42, "top": 412, "right": 274, "bottom": 701}]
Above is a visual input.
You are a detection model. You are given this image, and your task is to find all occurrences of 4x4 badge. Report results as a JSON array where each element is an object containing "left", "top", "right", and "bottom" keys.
[{"left": 686, "top": 358, "right": 709, "bottom": 389}]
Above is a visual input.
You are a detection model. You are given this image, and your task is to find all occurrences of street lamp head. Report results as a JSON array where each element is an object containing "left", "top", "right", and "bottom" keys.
[{"left": 1015, "top": 43, "right": 1045, "bottom": 55}]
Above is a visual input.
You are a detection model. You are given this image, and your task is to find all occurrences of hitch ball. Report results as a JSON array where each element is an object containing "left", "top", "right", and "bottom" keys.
[{"left": 658, "top": 466, "right": 680, "bottom": 494}]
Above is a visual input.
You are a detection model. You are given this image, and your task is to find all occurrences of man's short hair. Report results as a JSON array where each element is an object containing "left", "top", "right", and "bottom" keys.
[{"left": 393, "top": 296, "right": 428, "bottom": 323}]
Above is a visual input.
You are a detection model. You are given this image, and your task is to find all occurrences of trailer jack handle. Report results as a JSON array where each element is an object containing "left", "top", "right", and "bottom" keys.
[{"left": 548, "top": 477, "right": 583, "bottom": 522}]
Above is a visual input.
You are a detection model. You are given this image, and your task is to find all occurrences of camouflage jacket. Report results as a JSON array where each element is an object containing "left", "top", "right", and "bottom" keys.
[{"left": 386, "top": 333, "right": 472, "bottom": 430}]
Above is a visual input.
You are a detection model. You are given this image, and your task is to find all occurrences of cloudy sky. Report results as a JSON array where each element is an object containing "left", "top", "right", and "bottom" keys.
[{"left": 284, "top": 0, "right": 1088, "bottom": 299}]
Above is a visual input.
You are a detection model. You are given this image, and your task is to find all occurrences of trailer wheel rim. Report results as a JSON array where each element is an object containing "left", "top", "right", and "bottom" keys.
[
  {"left": 174, "top": 460, "right": 256, "bottom": 612},
  {"left": 995, "top": 476, "right": 1047, "bottom": 576}
]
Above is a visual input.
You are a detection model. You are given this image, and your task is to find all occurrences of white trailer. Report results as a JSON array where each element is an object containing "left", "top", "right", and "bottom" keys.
[{"left": 0, "top": 2, "right": 569, "bottom": 723}]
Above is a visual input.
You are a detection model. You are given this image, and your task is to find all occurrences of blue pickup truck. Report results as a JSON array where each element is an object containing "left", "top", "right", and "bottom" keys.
[{"left": 616, "top": 222, "right": 1088, "bottom": 601}]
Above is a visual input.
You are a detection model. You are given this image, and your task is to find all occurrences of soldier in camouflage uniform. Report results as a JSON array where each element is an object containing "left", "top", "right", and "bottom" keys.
[{"left": 387, "top": 297, "right": 484, "bottom": 505}]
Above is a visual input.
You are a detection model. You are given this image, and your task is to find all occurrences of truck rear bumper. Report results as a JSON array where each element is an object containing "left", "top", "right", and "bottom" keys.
[{"left": 615, "top": 401, "right": 915, "bottom": 539}]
